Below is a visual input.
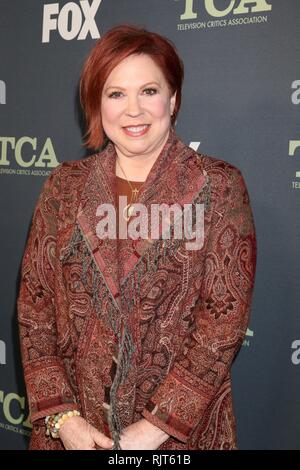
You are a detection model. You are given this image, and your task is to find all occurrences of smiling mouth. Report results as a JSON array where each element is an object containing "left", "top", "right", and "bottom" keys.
[{"left": 122, "top": 124, "right": 151, "bottom": 137}]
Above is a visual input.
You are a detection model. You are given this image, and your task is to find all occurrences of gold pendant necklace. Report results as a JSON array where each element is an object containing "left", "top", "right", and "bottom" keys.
[
  {"left": 123, "top": 204, "right": 134, "bottom": 221},
  {"left": 116, "top": 158, "right": 141, "bottom": 221}
]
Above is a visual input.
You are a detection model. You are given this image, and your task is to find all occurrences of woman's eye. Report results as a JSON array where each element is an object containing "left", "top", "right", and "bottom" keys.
[
  {"left": 108, "top": 91, "right": 123, "bottom": 99},
  {"left": 143, "top": 88, "right": 158, "bottom": 96}
]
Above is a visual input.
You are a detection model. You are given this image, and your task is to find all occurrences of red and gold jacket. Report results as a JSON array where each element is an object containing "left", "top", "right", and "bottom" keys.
[{"left": 17, "top": 130, "right": 257, "bottom": 450}]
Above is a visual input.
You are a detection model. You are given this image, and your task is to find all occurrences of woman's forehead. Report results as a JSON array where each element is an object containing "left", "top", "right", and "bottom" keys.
[{"left": 104, "top": 54, "right": 166, "bottom": 84}]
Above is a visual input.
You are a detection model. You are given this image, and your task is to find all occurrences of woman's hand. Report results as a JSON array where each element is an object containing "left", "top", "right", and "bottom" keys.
[
  {"left": 58, "top": 416, "right": 114, "bottom": 450},
  {"left": 119, "top": 418, "right": 169, "bottom": 450}
]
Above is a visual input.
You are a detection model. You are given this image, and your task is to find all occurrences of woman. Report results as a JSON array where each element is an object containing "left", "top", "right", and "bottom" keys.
[{"left": 17, "top": 24, "right": 257, "bottom": 450}]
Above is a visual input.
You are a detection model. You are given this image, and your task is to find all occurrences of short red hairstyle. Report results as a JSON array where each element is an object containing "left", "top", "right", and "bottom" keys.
[{"left": 79, "top": 24, "right": 184, "bottom": 150}]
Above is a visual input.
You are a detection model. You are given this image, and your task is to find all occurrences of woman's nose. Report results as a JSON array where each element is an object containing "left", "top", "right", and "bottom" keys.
[{"left": 125, "top": 95, "right": 143, "bottom": 117}]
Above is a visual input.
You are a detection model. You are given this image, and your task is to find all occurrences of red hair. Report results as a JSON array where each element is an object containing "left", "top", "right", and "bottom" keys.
[{"left": 79, "top": 24, "right": 184, "bottom": 150}]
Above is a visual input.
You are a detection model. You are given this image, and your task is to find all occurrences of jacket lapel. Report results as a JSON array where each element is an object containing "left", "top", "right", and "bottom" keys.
[
  {"left": 76, "top": 129, "right": 209, "bottom": 301},
  {"left": 119, "top": 130, "right": 209, "bottom": 279},
  {"left": 76, "top": 142, "right": 121, "bottom": 306}
]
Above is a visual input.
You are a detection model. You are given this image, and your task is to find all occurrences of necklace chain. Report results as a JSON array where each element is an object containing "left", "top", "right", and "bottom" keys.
[
  {"left": 116, "top": 158, "right": 141, "bottom": 197},
  {"left": 116, "top": 158, "right": 141, "bottom": 221}
]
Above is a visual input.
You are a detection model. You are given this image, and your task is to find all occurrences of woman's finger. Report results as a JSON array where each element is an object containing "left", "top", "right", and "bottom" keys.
[{"left": 90, "top": 428, "right": 114, "bottom": 449}]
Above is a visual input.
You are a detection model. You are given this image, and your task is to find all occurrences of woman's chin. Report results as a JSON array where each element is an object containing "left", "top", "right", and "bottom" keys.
[{"left": 117, "top": 140, "right": 154, "bottom": 156}]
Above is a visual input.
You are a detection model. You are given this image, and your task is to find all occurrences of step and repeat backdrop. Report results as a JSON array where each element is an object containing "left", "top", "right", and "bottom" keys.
[{"left": 0, "top": 0, "right": 299, "bottom": 450}]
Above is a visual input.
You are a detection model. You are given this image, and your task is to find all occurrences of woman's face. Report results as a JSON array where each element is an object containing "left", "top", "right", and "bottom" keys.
[{"left": 101, "top": 53, "right": 176, "bottom": 160}]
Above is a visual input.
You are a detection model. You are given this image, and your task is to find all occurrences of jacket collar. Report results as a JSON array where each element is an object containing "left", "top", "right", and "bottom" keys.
[{"left": 76, "top": 129, "right": 208, "bottom": 304}]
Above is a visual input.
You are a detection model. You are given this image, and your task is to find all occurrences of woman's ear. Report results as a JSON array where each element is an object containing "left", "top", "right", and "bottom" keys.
[{"left": 170, "top": 91, "right": 177, "bottom": 115}]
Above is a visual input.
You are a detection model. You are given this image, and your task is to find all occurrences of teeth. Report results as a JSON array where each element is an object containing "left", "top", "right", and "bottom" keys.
[{"left": 125, "top": 125, "right": 148, "bottom": 132}]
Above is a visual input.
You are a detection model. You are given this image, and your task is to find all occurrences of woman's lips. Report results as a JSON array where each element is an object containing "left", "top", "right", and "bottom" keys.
[{"left": 122, "top": 124, "right": 151, "bottom": 137}]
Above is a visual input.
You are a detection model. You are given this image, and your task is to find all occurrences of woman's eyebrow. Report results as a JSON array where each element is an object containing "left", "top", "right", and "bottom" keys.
[{"left": 104, "top": 81, "right": 161, "bottom": 91}]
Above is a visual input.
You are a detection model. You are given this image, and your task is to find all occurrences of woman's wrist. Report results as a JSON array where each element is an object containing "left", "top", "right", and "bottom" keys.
[
  {"left": 142, "top": 418, "right": 169, "bottom": 445},
  {"left": 45, "top": 410, "right": 81, "bottom": 439}
]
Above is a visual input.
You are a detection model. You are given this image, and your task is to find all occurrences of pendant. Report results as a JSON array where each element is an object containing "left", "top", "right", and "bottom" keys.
[{"left": 123, "top": 204, "right": 134, "bottom": 221}]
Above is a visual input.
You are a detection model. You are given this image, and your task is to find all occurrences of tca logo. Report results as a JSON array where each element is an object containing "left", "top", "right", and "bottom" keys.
[
  {"left": 0, "top": 340, "right": 6, "bottom": 365},
  {"left": 0, "top": 80, "right": 6, "bottom": 105},
  {"left": 42, "top": 0, "right": 102, "bottom": 43},
  {"left": 0, "top": 390, "right": 32, "bottom": 429},
  {"left": 177, "top": 0, "right": 272, "bottom": 20},
  {"left": 243, "top": 327, "right": 254, "bottom": 347},
  {"left": 289, "top": 81, "right": 300, "bottom": 179},
  {"left": 0, "top": 137, "right": 59, "bottom": 169}
]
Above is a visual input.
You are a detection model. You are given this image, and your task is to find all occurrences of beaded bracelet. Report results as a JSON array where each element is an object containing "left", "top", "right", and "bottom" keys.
[{"left": 45, "top": 410, "right": 81, "bottom": 439}]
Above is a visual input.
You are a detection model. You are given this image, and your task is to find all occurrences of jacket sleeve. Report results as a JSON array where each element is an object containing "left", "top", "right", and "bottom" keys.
[
  {"left": 17, "top": 165, "right": 78, "bottom": 423},
  {"left": 141, "top": 165, "right": 257, "bottom": 442}
]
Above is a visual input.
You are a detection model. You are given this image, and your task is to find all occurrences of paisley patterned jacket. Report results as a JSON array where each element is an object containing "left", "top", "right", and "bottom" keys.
[{"left": 17, "top": 130, "right": 257, "bottom": 450}]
